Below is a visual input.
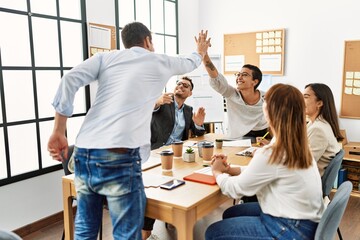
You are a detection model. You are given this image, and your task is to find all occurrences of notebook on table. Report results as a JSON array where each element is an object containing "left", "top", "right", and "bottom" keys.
[
  {"left": 142, "top": 156, "right": 161, "bottom": 171},
  {"left": 183, "top": 167, "right": 216, "bottom": 185}
]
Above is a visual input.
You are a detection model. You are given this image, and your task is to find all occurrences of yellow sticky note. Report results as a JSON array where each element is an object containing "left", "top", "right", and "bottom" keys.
[
  {"left": 353, "top": 80, "right": 360, "bottom": 87},
  {"left": 346, "top": 72, "right": 354, "bottom": 79},
  {"left": 345, "top": 87, "right": 353, "bottom": 94},
  {"left": 353, "top": 88, "right": 360, "bottom": 95}
]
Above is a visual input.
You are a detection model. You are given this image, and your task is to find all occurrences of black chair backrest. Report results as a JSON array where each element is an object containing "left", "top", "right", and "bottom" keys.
[
  {"left": 314, "top": 181, "right": 352, "bottom": 240},
  {"left": 321, "top": 149, "right": 345, "bottom": 197},
  {"left": 61, "top": 145, "right": 74, "bottom": 176}
]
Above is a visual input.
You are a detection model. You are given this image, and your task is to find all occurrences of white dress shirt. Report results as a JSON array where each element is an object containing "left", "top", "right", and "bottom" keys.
[
  {"left": 216, "top": 142, "right": 325, "bottom": 222},
  {"left": 52, "top": 47, "right": 202, "bottom": 149}
]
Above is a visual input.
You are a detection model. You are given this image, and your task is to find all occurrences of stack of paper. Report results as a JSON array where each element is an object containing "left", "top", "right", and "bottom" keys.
[
  {"left": 142, "top": 172, "right": 173, "bottom": 188},
  {"left": 141, "top": 156, "right": 161, "bottom": 171},
  {"left": 236, "top": 147, "right": 259, "bottom": 157},
  {"left": 222, "top": 139, "right": 252, "bottom": 147}
]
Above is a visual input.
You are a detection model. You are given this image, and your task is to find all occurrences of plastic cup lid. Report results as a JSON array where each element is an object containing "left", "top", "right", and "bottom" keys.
[{"left": 160, "top": 150, "right": 174, "bottom": 156}]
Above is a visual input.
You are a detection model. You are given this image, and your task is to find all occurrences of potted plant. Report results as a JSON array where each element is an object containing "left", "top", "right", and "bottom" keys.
[{"left": 183, "top": 146, "right": 196, "bottom": 162}]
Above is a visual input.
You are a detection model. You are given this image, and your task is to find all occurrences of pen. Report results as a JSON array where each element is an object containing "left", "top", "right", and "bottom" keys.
[{"left": 257, "top": 132, "right": 269, "bottom": 146}]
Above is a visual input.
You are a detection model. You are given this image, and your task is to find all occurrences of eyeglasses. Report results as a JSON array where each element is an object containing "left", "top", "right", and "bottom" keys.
[
  {"left": 234, "top": 72, "right": 252, "bottom": 78},
  {"left": 176, "top": 81, "right": 191, "bottom": 89}
]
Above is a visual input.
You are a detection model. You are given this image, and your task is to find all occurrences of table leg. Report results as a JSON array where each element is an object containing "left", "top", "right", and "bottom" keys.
[
  {"left": 62, "top": 180, "right": 74, "bottom": 240},
  {"left": 172, "top": 207, "right": 196, "bottom": 240}
]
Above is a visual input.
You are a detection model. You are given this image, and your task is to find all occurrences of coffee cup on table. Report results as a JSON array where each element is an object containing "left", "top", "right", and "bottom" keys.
[
  {"left": 172, "top": 141, "right": 183, "bottom": 158},
  {"left": 202, "top": 142, "right": 214, "bottom": 164},
  {"left": 160, "top": 150, "right": 174, "bottom": 172},
  {"left": 215, "top": 139, "right": 223, "bottom": 149},
  {"left": 197, "top": 141, "right": 206, "bottom": 158}
]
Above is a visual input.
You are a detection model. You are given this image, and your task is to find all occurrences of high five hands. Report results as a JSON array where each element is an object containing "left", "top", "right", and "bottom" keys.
[
  {"left": 195, "top": 30, "right": 211, "bottom": 58},
  {"left": 192, "top": 107, "right": 206, "bottom": 126}
]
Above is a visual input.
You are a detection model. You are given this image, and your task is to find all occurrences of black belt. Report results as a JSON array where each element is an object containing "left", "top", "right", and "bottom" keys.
[{"left": 108, "top": 148, "right": 130, "bottom": 154}]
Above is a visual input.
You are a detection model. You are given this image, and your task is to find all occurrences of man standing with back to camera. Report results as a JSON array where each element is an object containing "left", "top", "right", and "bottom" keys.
[{"left": 47, "top": 22, "right": 211, "bottom": 239}]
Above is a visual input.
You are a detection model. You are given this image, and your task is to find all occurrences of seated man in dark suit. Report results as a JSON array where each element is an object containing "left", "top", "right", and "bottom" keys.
[
  {"left": 150, "top": 76, "right": 206, "bottom": 150},
  {"left": 142, "top": 76, "right": 206, "bottom": 240}
]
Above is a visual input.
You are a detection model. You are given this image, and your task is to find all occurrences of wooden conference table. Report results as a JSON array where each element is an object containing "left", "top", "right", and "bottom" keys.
[{"left": 62, "top": 133, "right": 252, "bottom": 240}]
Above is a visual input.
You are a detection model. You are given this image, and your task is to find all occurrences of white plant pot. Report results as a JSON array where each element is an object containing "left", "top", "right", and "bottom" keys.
[{"left": 183, "top": 152, "right": 195, "bottom": 162}]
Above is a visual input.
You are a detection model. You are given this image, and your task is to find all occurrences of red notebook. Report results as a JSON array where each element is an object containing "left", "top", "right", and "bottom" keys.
[{"left": 183, "top": 173, "right": 217, "bottom": 185}]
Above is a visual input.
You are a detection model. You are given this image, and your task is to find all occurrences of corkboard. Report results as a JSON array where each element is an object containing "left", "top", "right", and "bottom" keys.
[
  {"left": 340, "top": 40, "right": 360, "bottom": 119},
  {"left": 88, "top": 23, "right": 116, "bottom": 57},
  {"left": 224, "top": 29, "right": 285, "bottom": 75}
]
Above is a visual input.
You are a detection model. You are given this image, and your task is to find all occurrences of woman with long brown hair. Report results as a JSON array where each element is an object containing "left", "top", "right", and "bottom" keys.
[
  {"left": 304, "top": 83, "right": 343, "bottom": 176},
  {"left": 206, "top": 84, "right": 324, "bottom": 240}
]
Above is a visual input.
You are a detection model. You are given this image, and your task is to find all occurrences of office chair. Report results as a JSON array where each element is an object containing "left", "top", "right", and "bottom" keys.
[
  {"left": 61, "top": 145, "right": 103, "bottom": 240},
  {"left": 314, "top": 181, "right": 352, "bottom": 240},
  {"left": 0, "top": 229, "right": 22, "bottom": 240},
  {"left": 321, "top": 149, "right": 345, "bottom": 240},
  {"left": 322, "top": 149, "right": 345, "bottom": 198}
]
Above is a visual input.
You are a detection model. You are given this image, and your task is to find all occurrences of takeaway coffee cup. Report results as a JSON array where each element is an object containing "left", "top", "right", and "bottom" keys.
[
  {"left": 202, "top": 142, "right": 214, "bottom": 163},
  {"left": 160, "top": 150, "right": 174, "bottom": 172},
  {"left": 215, "top": 139, "right": 223, "bottom": 149},
  {"left": 172, "top": 141, "right": 183, "bottom": 158},
  {"left": 197, "top": 141, "right": 207, "bottom": 158}
]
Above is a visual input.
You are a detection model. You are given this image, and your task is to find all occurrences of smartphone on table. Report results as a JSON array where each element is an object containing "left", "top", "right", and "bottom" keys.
[{"left": 160, "top": 179, "right": 186, "bottom": 190}]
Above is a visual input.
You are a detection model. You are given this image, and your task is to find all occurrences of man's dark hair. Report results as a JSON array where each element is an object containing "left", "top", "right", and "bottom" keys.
[
  {"left": 181, "top": 76, "right": 194, "bottom": 90},
  {"left": 121, "top": 22, "right": 152, "bottom": 49},
  {"left": 242, "top": 64, "right": 262, "bottom": 90}
]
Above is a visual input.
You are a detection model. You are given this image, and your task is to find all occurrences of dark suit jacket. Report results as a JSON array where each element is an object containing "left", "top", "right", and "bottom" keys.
[{"left": 150, "top": 103, "right": 206, "bottom": 150}]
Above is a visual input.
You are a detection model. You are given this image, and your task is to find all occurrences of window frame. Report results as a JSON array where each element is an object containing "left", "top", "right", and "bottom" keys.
[
  {"left": 0, "top": 0, "right": 178, "bottom": 186},
  {"left": 0, "top": 0, "right": 90, "bottom": 186}
]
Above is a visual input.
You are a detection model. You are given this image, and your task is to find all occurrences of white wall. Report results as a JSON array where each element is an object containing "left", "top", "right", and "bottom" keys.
[
  {"left": 3, "top": 0, "right": 359, "bottom": 232},
  {"left": 184, "top": 0, "right": 360, "bottom": 141},
  {"left": 0, "top": 171, "right": 64, "bottom": 230}
]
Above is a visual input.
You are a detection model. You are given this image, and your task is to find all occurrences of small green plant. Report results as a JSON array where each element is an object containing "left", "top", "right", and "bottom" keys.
[{"left": 186, "top": 146, "right": 194, "bottom": 154}]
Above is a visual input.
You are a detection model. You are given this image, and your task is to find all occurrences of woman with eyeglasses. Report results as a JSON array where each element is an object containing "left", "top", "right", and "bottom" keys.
[
  {"left": 202, "top": 53, "right": 269, "bottom": 141},
  {"left": 206, "top": 84, "right": 324, "bottom": 240}
]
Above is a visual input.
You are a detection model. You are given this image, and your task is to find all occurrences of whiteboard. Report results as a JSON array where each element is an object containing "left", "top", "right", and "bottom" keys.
[{"left": 166, "top": 55, "right": 224, "bottom": 123}]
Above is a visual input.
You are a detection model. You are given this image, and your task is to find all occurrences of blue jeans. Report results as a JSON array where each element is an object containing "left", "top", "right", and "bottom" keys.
[
  {"left": 73, "top": 147, "right": 146, "bottom": 240},
  {"left": 206, "top": 203, "right": 318, "bottom": 240}
]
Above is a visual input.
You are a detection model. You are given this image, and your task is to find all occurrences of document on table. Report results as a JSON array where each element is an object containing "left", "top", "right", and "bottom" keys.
[
  {"left": 222, "top": 139, "right": 252, "bottom": 147},
  {"left": 194, "top": 165, "right": 245, "bottom": 176},
  {"left": 142, "top": 172, "right": 173, "bottom": 188},
  {"left": 142, "top": 156, "right": 161, "bottom": 171},
  {"left": 194, "top": 166, "right": 213, "bottom": 175},
  {"left": 236, "top": 147, "right": 259, "bottom": 157},
  {"left": 184, "top": 141, "right": 198, "bottom": 147}
]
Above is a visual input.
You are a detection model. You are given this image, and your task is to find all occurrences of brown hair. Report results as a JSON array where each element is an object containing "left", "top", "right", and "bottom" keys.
[
  {"left": 305, "top": 83, "right": 344, "bottom": 141},
  {"left": 265, "top": 84, "right": 313, "bottom": 169}
]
